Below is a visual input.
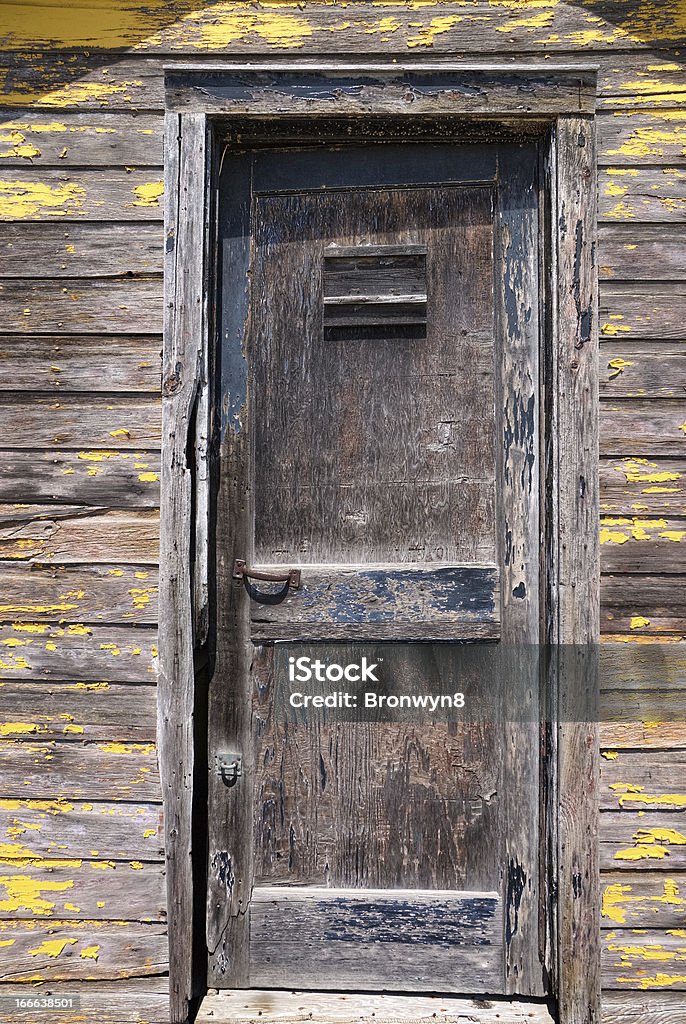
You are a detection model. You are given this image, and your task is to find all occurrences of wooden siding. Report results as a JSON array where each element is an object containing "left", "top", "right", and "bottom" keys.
[{"left": 0, "top": 3, "right": 684, "bottom": 1022}]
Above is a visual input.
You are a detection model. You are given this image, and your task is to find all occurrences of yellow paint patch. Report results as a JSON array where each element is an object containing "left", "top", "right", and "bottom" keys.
[
  {"left": 615, "top": 844, "right": 670, "bottom": 861},
  {"left": 80, "top": 944, "right": 100, "bottom": 961},
  {"left": 618, "top": 459, "right": 681, "bottom": 485},
  {"left": 138, "top": 472, "right": 159, "bottom": 482},
  {"left": 406, "top": 15, "right": 465, "bottom": 47},
  {"left": 0, "top": 723, "right": 46, "bottom": 736},
  {"left": 98, "top": 742, "right": 155, "bottom": 755},
  {"left": 0, "top": 179, "right": 85, "bottom": 219},
  {"left": 99, "top": 643, "right": 121, "bottom": 656},
  {"left": 129, "top": 588, "right": 153, "bottom": 610},
  {"left": 28, "top": 936, "right": 78, "bottom": 958},
  {"left": 608, "top": 357, "right": 635, "bottom": 379},
  {"left": 130, "top": 861, "right": 143, "bottom": 870},
  {"left": 602, "top": 883, "right": 633, "bottom": 924},
  {"left": 630, "top": 616, "right": 651, "bottom": 630},
  {"left": 12, "top": 623, "right": 49, "bottom": 634},
  {"left": 132, "top": 181, "right": 163, "bottom": 207},
  {"left": 602, "top": 751, "right": 619, "bottom": 761},
  {"left": 605, "top": 201, "right": 636, "bottom": 221},
  {"left": 63, "top": 724, "right": 84, "bottom": 735},
  {"left": 602, "top": 323, "right": 632, "bottom": 336},
  {"left": 77, "top": 450, "right": 119, "bottom": 462},
  {"left": 0, "top": 874, "right": 74, "bottom": 916},
  {"left": 600, "top": 528, "right": 629, "bottom": 545},
  {"left": 0, "top": 130, "right": 41, "bottom": 160},
  {"left": 660, "top": 530, "right": 686, "bottom": 541},
  {"left": 72, "top": 682, "right": 109, "bottom": 691}
]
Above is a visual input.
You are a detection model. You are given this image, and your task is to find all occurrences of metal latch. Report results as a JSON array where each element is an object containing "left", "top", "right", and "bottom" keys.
[{"left": 215, "top": 751, "right": 242, "bottom": 788}]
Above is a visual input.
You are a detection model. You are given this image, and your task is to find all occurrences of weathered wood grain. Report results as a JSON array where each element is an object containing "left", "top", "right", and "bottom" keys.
[
  {"left": 599, "top": 225, "right": 686, "bottom": 281},
  {"left": 601, "top": 283, "right": 686, "bottom": 340},
  {"left": 0, "top": 681, "right": 157, "bottom": 742},
  {"left": 599, "top": 643, "right": 686, "bottom": 691},
  {"left": 0, "top": 170, "right": 164, "bottom": 221},
  {"left": 600, "top": 166, "right": 686, "bottom": 223},
  {"left": 0, "top": 279, "right": 162, "bottom": 333},
  {"left": 249, "top": 886, "right": 502, "bottom": 992},
  {"left": 0, "top": 799, "right": 164, "bottom": 862},
  {"left": 0, "top": 564, "right": 158, "bottom": 625},
  {"left": 0, "top": 979, "right": 170, "bottom": 1024},
  {"left": 0, "top": 52, "right": 682, "bottom": 112},
  {"left": 0, "top": 740, "right": 160, "bottom": 802},
  {"left": 552, "top": 114, "right": 601, "bottom": 1024},
  {"left": 0, "top": 112, "right": 162, "bottom": 166},
  {"left": 0, "top": 860, "right": 166, "bottom": 921},
  {"left": 601, "top": 515, "right": 686, "bottom": 573},
  {"left": 196, "top": 989, "right": 554, "bottom": 1024},
  {"left": 0, "top": 507, "right": 160, "bottom": 565},
  {"left": 0, "top": 224, "right": 163, "bottom": 278},
  {"left": 600, "top": 458, "right": 686, "bottom": 516},
  {"left": 0, "top": 919, "right": 167, "bottom": 981},
  {"left": 159, "top": 109, "right": 205, "bottom": 1020},
  {"left": 601, "top": 574, "right": 686, "bottom": 635},
  {"left": 600, "top": 873, "right": 686, "bottom": 927},
  {"left": 602, "top": 992, "right": 686, "bottom": 1024},
  {"left": 247, "top": 565, "right": 500, "bottom": 641},
  {"left": 0, "top": 451, "right": 160, "bottom": 507},
  {"left": 600, "top": 401, "right": 686, "bottom": 457},
  {"left": 602, "top": 928, "right": 686, "bottom": 990},
  {"left": 601, "top": 719, "right": 686, "bottom": 749},
  {"left": 167, "top": 66, "right": 596, "bottom": 115},
  {"left": 601, "top": 752, "right": 686, "bottom": 811},
  {"left": 600, "top": 812, "right": 686, "bottom": 871},
  {"left": 600, "top": 345, "right": 686, "bottom": 399},
  {"left": 0, "top": 396, "right": 161, "bottom": 449},
  {"left": 599, "top": 111, "right": 686, "bottom": 165},
  {"left": 0, "top": 623, "right": 157, "bottom": 681},
  {"left": 0, "top": 336, "right": 161, "bottom": 392}
]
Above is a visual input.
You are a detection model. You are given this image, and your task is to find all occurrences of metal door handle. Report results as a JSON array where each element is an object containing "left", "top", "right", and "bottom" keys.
[{"left": 233, "top": 559, "right": 301, "bottom": 590}]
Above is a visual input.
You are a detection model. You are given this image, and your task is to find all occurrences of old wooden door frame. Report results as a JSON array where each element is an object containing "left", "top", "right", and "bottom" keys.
[{"left": 161, "top": 64, "right": 600, "bottom": 1024}]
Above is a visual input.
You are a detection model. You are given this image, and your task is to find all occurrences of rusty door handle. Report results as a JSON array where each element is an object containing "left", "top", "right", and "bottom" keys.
[{"left": 233, "top": 559, "right": 301, "bottom": 590}]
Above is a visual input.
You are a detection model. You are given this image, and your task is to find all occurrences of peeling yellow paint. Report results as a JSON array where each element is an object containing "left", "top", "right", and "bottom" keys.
[
  {"left": 602, "top": 751, "right": 619, "bottom": 761},
  {"left": 602, "top": 322, "right": 632, "bottom": 336},
  {"left": 600, "top": 528, "right": 630, "bottom": 545},
  {"left": 630, "top": 616, "right": 651, "bottom": 630},
  {"left": 28, "top": 937, "right": 78, "bottom": 958},
  {"left": 132, "top": 181, "right": 163, "bottom": 207},
  {"left": 617, "top": 459, "right": 681, "bottom": 485},
  {"left": 130, "top": 861, "right": 143, "bottom": 870},
  {"left": 605, "top": 201, "right": 636, "bottom": 221},
  {"left": 143, "top": 829, "right": 156, "bottom": 838},
  {"left": 80, "top": 944, "right": 100, "bottom": 960},
  {"left": 63, "top": 724, "right": 84, "bottom": 735},
  {"left": 138, "top": 471, "right": 159, "bottom": 482},
  {"left": 98, "top": 742, "right": 155, "bottom": 755},
  {"left": 0, "top": 874, "right": 74, "bottom": 916},
  {"left": 78, "top": 450, "right": 119, "bottom": 462},
  {"left": 608, "top": 357, "right": 635, "bottom": 379},
  {"left": 0, "top": 722, "right": 46, "bottom": 736},
  {"left": 0, "top": 179, "right": 85, "bottom": 219}
]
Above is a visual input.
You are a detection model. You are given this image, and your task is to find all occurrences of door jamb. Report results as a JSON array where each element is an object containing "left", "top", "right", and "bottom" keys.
[{"left": 160, "top": 64, "right": 599, "bottom": 1024}]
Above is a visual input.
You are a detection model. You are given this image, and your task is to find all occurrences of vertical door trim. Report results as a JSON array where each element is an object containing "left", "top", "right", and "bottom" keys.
[{"left": 162, "top": 67, "right": 599, "bottom": 1024}]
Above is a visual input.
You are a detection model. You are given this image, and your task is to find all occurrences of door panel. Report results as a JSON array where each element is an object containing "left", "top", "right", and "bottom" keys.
[{"left": 209, "top": 141, "right": 544, "bottom": 996}]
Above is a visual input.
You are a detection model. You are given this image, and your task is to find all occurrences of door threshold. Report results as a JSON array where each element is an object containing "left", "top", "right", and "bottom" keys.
[{"left": 196, "top": 990, "right": 555, "bottom": 1023}]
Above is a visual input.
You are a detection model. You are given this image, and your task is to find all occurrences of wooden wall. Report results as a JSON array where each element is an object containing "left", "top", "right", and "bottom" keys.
[{"left": 0, "top": 3, "right": 684, "bottom": 1022}]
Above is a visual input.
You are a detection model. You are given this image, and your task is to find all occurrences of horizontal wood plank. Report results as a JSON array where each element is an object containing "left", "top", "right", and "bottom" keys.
[
  {"left": 0, "top": 170, "right": 164, "bottom": 221},
  {"left": 601, "top": 720, "right": 686, "bottom": 749},
  {"left": 601, "top": 515, "right": 686, "bottom": 572},
  {"left": 0, "top": 799, "right": 163, "bottom": 862},
  {"left": 599, "top": 111, "right": 686, "bottom": 165},
  {"left": 601, "top": 872, "right": 686, "bottom": 927},
  {"left": 0, "top": 564, "right": 158, "bottom": 625},
  {"left": 601, "top": 284, "right": 686, "bottom": 340},
  {"left": 0, "top": 112, "right": 162, "bottom": 166},
  {"left": 248, "top": 564, "right": 500, "bottom": 641},
  {"left": 0, "top": 860, "right": 166, "bottom": 921},
  {"left": 602, "top": 928, "right": 686, "bottom": 990},
  {"left": 0, "top": 52, "right": 681, "bottom": 112},
  {"left": 0, "top": 279, "right": 162, "bottom": 333},
  {"left": 0, "top": 451, "right": 160, "bottom": 507},
  {"left": 0, "top": 919, "right": 167, "bottom": 981},
  {"left": 600, "top": 401, "right": 686, "bottom": 457},
  {"left": 0, "top": 981, "right": 169, "bottom": 1024},
  {"left": 0, "top": 225, "right": 163, "bottom": 278},
  {"left": 0, "top": 623, "right": 157, "bottom": 681},
  {"left": 600, "top": 166, "right": 686, "bottom": 224},
  {"left": 600, "top": 812, "right": 686, "bottom": 871},
  {"left": 249, "top": 886, "right": 502, "bottom": 992},
  {"left": 602, "top": 574, "right": 686, "bottom": 636},
  {"left": 600, "top": 344, "right": 686, "bottom": 399},
  {"left": 0, "top": 396, "right": 161, "bottom": 449},
  {"left": 600, "top": 458, "right": 686, "bottom": 516},
  {"left": 599, "top": 225, "right": 686, "bottom": 281},
  {"left": 197, "top": 989, "right": 553, "bottom": 1024},
  {"left": 0, "top": 681, "right": 157, "bottom": 742},
  {"left": 0, "top": 740, "right": 160, "bottom": 802},
  {"left": 0, "top": 336, "right": 161, "bottom": 392},
  {"left": 601, "top": 752, "right": 686, "bottom": 811},
  {"left": 602, "top": 992, "right": 686, "bottom": 1024},
  {"left": 0, "top": 507, "right": 159, "bottom": 565}
]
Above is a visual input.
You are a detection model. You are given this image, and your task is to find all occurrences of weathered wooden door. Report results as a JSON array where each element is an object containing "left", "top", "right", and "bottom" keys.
[{"left": 208, "top": 140, "right": 545, "bottom": 997}]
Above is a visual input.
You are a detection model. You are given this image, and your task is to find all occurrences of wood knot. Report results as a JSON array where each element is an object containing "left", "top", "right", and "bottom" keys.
[{"left": 163, "top": 367, "right": 182, "bottom": 397}]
